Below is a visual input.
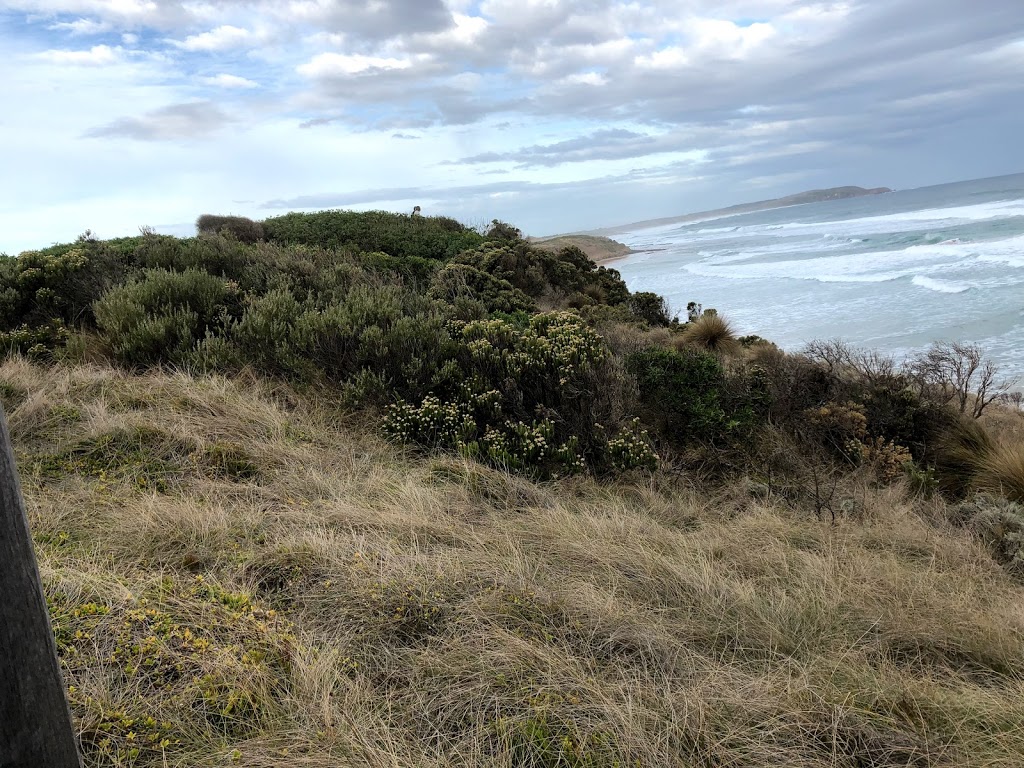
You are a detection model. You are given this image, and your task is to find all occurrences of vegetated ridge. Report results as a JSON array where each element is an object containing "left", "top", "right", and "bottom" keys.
[
  {"left": 1, "top": 209, "right": 1023, "bottom": 767},
  {"left": 528, "top": 234, "right": 634, "bottom": 264},
  {"left": 589, "top": 185, "right": 893, "bottom": 236}
]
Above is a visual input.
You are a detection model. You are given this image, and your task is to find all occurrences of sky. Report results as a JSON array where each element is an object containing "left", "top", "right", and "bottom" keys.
[{"left": 2, "top": 0, "right": 1023, "bottom": 253}]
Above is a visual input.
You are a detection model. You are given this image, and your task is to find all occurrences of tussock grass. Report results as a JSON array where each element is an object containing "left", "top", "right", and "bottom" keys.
[
  {"left": 680, "top": 313, "right": 740, "bottom": 355},
  {"left": 5, "top": 357, "right": 1024, "bottom": 766},
  {"left": 975, "top": 442, "right": 1024, "bottom": 502}
]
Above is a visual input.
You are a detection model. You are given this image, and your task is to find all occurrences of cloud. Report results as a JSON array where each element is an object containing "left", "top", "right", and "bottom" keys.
[
  {"left": 285, "top": 0, "right": 453, "bottom": 40},
  {"left": 48, "top": 17, "right": 110, "bottom": 35},
  {"left": 3, "top": 0, "right": 1024, "bottom": 249},
  {"left": 297, "top": 52, "right": 416, "bottom": 78},
  {"left": 35, "top": 43, "right": 120, "bottom": 64},
  {"left": 448, "top": 128, "right": 705, "bottom": 168},
  {"left": 84, "top": 101, "right": 235, "bottom": 140},
  {"left": 201, "top": 73, "right": 259, "bottom": 89},
  {"left": 171, "top": 25, "right": 251, "bottom": 52}
]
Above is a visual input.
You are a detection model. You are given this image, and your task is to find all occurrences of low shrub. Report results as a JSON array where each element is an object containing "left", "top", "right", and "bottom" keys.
[
  {"left": 627, "top": 291, "right": 674, "bottom": 326},
  {"left": 428, "top": 262, "right": 536, "bottom": 315},
  {"left": 95, "top": 269, "right": 236, "bottom": 367},
  {"left": 626, "top": 346, "right": 730, "bottom": 445},
  {"left": 954, "top": 494, "right": 1024, "bottom": 576},
  {"left": 195, "top": 214, "right": 264, "bottom": 244},
  {"left": 262, "top": 210, "right": 484, "bottom": 261}
]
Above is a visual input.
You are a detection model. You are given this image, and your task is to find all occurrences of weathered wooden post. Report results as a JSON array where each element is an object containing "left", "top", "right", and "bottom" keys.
[{"left": 0, "top": 405, "right": 81, "bottom": 767}]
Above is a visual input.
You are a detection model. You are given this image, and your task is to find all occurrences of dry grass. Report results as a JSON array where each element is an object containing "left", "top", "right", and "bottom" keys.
[
  {"left": 975, "top": 441, "right": 1024, "bottom": 502},
  {"left": 680, "top": 313, "right": 740, "bottom": 356},
  {"left": 5, "top": 357, "right": 1024, "bottom": 767}
]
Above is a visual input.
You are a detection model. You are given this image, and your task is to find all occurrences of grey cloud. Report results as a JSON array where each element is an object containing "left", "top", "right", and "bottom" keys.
[
  {"left": 299, "top": 117, "right": 335, "bottom": 129},
  {"left": 84, "top": 101, "right": 234, "bottom": 141},
  {"left": 450, "top": 129, "right": 658, "bottom": 167},
  {"left": 298, "top": 0, "right": 453, "bottom": 40}
]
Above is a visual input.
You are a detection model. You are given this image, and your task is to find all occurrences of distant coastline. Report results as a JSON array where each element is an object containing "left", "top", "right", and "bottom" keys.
[
  {"left": 529, "top": 233, "right": 638, "bottom": 265},
  {"left": 585, "top": 185, "right": 893, "bottom": 238}
]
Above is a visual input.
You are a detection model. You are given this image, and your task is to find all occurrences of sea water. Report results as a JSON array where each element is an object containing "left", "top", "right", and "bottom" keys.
[{"left": 613, "top": 173, "right": 1024, "bottom": 384}]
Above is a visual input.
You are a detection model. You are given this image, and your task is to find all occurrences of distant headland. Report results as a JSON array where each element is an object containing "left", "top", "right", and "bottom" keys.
[{"left": 587, "top": 185, "right": 893, "bottom": 237}]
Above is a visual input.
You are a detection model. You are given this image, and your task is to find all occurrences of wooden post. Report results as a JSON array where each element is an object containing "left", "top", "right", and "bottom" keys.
[{"left": 0, "top": 405, "right": 81, "bottom": 767}]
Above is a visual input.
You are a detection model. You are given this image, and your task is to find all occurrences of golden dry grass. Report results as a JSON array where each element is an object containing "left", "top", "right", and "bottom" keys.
[
  {"left": 975, "top": 441, "right": 1024, "bottom": 502},
  {"left": 680, "top": 313, "right": 740, "bottom": 356},
  {"left": 5, "top": 357, "right": 1024, "bottom": 767}
]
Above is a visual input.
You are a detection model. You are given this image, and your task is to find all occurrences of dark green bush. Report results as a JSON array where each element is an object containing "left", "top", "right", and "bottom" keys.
[
  {"left": 627, "top": 292, "right": 674, "bottom": 326},
  {"left": 95, "top": 269, "right": 235, "bottom": 367},
  {"left": 428, "top": 263, "right": 535, "bottom": 315},
  {"left": 196, "top": 215, "right": 264, "bottom": 244},
  {"left": 262, "top": 210, "right": 484, "bottom": 262},
  {"left": 382, "top": 312, "right": 634, "bottom": 476},
  {"left": 0, "top": 321, "right": 70, "bottom": 360},
  {"left": 0, "top": 246, "right": 125, "bottom": 331},
  {"left": 484, "top": 220, "right": 523, "bottom": 242},
  {"left": 626, "top": 347, "right": 730, "bottom": 444},
  {"left": 451, "top": 243, "right": 629, "bottom": 307}
]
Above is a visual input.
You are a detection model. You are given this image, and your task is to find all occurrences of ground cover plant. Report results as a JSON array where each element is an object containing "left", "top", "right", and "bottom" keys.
[{"left": 2, "top": 210, "right": 1024, "bottom": 766}]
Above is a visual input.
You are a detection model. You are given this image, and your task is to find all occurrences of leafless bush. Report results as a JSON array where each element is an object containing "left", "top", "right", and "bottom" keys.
[
  {"left": 803, "top": 339, "right": 897, "bottom": 385},
  {"left": 907, "top": 341, "right": 1015, "bottom": 419},
  {"left": 997, "top": 391, "right": 1024, "bottom": 412}
]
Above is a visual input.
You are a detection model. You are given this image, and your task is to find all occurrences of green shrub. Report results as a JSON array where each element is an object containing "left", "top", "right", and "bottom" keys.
[
  {"left": 485, "top": 219, "right": 523, "bottom": 241},
  {"left": 231, "top": 289, "right": 307, "bottom": 376},
  {"left": 195, "top": 214, "right": 264, "bottom": 244},
  {"left": 262, "top": 210, "right": 484, "bottom": 261},
  {"left": 954, "top": 494, "right": 1024, "bottom": 576},
  {"left": 627, "top": 291, "right": 674, "bottom": 326},
  {"left": 382, "top": 312, "right": 631, "bottom": 476},
  {"left": 428, "top": 263, "right": 536, "bottom": 315},
  {"left": 95, "top": 269, "right": 235, "bottom": 367},
  {"left": 0, "top": 321, "right": 70, "bottom": 360},
  {"left": 604, "top": 418, "right": 658, "bottom": 472},
  {"left": 0, "top": 246, "right": 127, "bottom": 331},
  {"left": 626, "top": 347, "right": 729, "bottom": 444},
  {"left": 452, "top": 243, "right": 629, "bottom": 306}
]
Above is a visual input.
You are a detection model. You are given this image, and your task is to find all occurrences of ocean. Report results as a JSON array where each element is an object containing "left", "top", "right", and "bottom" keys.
[{"left": 613, "top": 173, "right": 1024, "bottom": 384}]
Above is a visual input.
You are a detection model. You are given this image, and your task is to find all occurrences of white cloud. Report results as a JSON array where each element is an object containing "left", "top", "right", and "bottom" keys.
[
  {"left": 297, "top": 53, "right": 416, "bottom": 78},
  {"left": 171, "top": 25, "right": 251, "bottom": 52},
  {"left": 634, "top": 46, "right": 689, "bottom": 70},
  {"left": 48, "top": 17, "right": 110, "bottom": 35},
  {"left": 424, "top": 12, "right": 487, "bottom": 46},
  {"left": 689, "top": 18, "right": 777, "bottom": 58},
  {"left": 560, "top": 72, "right": 608, "bottom": 86},
  {"left": 201, "top": 73, "right": 260, "bottom": 89},
  {"left": 35, "top": 44, "right": 121, "bottom": 65}
]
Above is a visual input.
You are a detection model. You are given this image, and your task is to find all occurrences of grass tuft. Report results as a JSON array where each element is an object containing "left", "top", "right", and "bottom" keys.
[{"left": 680, "top": 312, "right": 740, "bottom": 355}]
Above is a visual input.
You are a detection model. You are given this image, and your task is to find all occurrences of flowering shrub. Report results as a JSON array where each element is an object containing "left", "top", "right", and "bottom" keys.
[
  {"left": 605, "top": 418, "right": 658, "bottom": 472},
  {"left": 857, "top": 436, "right": 913, "bottom": 484},
  {"left": 381, "top": 313, "right": 634, "bottom": 476}
]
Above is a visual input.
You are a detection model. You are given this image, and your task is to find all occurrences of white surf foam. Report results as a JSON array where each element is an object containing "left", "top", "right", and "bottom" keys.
[{"left": 912, "top": 275, "right": 970, "bottom": 293}]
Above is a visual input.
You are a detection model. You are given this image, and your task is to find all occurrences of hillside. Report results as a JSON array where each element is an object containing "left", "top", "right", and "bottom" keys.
[
  {"left": 529, "top": 234, "right": 634, "bottom": 264},
  {"left": 589, "top": 185, "right": 893, "bottom": 236},
  {"left": 2, "top": 210, "right": 1024, "bottom": 766},
  {"left": 7, "top": 358, "right": 1024, "bottom": 767}
]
